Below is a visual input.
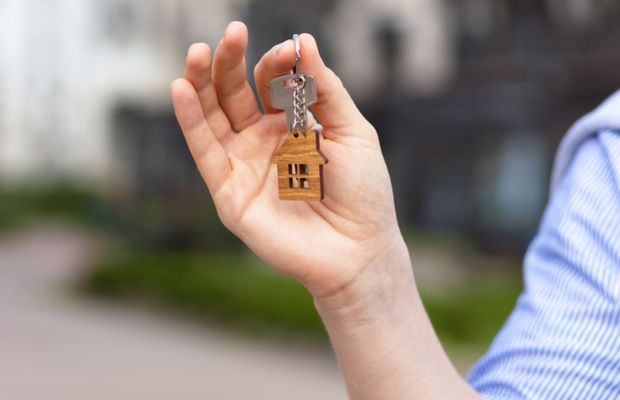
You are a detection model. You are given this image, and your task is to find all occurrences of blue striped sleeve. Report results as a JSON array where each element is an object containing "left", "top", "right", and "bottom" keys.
[{"left": 467, "top": 130, "right": 620, "bottom": 399}]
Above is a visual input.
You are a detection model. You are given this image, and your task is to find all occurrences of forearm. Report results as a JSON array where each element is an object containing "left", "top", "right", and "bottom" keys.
[{"left": 314, "top": 238, "right": 481, "bottom": 400}]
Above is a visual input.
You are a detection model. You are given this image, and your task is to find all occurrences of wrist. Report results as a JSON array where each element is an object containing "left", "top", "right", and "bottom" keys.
[
  {"left": 311, "top": 236, "right": 479, "bottom": 400},
  {"left": 313, "top": 235, "right": 416, "bottom": 331}
]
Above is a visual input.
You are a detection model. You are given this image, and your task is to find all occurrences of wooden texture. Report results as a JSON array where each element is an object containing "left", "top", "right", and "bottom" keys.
[{"left": 272, "top": 130, "right": 328, "bottom": 201}]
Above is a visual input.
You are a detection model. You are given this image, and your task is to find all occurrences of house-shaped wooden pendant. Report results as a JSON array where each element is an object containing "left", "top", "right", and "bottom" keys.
[{"left": 272, "top": 130, "right": 328, "bottom": 201}]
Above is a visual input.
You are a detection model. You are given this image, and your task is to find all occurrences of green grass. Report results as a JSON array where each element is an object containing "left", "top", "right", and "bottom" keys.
[
  {"left": 80, "top": 250, "right": 522, "bottom": 347},
  {"left": 422, "top": 281, "right": 522, "bottom": 347},
  {"left": 80, "top": 251, "right": 326, "bottom": 339},
  {"left": 0, "top": 184, "right": 108, "bottom": 231},
  {"left": 0, "top": 184, "right": 242, "bottom": 251}
]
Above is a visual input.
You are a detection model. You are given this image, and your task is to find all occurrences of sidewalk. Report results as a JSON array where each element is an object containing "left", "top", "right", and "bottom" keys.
[{"left": 0, "top": 226, "right": 347, "bottom": 400}]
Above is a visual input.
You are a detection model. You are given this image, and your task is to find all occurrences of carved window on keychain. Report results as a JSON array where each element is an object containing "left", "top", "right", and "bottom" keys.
[{"left": 288, "top": 164, "right": 310, "bottom": 190}]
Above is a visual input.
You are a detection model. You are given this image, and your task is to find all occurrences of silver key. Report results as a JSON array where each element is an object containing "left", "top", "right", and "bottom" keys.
[
  {"left": 270, "top": 73, "right": 317, "bottom": 133},
  {"left": 269, "top": 34, "right": 317, "bottom": 134}
]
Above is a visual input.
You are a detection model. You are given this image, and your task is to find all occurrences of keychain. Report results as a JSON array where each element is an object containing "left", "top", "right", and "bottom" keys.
[{"left": 271, "top": 34, "right": 328, "bottom": 201}]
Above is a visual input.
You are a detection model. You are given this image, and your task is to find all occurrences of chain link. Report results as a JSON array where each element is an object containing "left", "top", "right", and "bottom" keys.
[{"left": 291, "top": 76, "right": 306, "bottom": 137}]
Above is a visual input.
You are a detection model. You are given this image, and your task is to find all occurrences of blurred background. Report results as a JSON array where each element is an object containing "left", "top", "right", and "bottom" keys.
[{"left": 1, "top": 0, "right": 619, "bottom": 398}]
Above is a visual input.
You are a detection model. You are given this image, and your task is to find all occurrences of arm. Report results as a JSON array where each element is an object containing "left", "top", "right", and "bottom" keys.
[
  {"left": 170, "top": 21, "right": 480, "bottom": 400},
  {"left": 469, "top": 131, "right": 620, "bottom": 399},
  {"left": 315, "top": 245, "right": 478, "bottom": 399}
]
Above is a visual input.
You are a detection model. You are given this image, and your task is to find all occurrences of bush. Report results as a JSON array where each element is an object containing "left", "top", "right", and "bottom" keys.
[
  {"left": 80, "top": 251, "right": 326, "bottom": 339},
  {"left": 422, "top": 282, "right": 521, "bottom": 347},
  {"left": 80, "top": 250, "right": 522, "bottom": 347},
  {"left": 0, "top": 184, "right": 106, "bottom": 231}
]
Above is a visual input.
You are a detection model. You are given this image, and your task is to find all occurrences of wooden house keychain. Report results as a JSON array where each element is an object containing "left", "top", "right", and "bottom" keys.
[{"left": 271, "top": 34, "right": 328, "bottom": 201}]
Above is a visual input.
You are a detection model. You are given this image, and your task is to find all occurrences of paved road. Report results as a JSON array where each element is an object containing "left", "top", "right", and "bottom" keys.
[{"left": 0, "top": 226, "right": 347, "bottom": 400}]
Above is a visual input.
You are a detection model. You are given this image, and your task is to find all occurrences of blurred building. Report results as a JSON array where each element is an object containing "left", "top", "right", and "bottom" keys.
[
  {"left": 373, "top": 0, "right": 620, "bottom": 247},
  {"left": 247, "top": 0, "right": 455, "bottom": 100},
  {"left": 0, "top": 0, "right": 459, "bottom": 192},
  {"left": 1, "top": 0, "right": 619, "bottom": 249},
  {"left": 0, "top": 0, "right": 243, "bottom": 185}
]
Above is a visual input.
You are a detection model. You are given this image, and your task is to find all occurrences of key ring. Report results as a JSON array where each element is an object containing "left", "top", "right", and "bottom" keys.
[{"left": 293, "top": 34, "right": 301, "bottom": 75}]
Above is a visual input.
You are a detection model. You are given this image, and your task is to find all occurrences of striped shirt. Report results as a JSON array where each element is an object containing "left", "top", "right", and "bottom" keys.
[{"left": 468, "top": 93, "right": 620, "bottom": 399}]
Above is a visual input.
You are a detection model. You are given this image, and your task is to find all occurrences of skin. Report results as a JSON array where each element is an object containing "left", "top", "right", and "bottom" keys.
[{"left": 171, "top": 21, "right": 481, "bottom": 400}]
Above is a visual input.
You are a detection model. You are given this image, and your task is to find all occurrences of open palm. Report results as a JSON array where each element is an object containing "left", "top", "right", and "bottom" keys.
[{"left": 171, "top": 22, "right": 402, "bottom": 297}]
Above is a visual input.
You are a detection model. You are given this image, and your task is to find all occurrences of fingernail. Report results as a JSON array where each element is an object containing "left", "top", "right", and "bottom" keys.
[
  {"left": 228, "top": 21, "right": 245, "bottom": 31},
  {"left": 273, "top": 43, "right": 283, "bottom": 56},
  {"left": 223, "top": 22, "right": 232, "bottom": 40},
  {"left": 188, "top": 43, "right": 204, "bottom": 56}
]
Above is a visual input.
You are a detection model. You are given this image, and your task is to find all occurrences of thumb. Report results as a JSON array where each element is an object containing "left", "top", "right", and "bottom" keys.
[{"left": 297, "top": 33, "right": 373, "bottom": 137}]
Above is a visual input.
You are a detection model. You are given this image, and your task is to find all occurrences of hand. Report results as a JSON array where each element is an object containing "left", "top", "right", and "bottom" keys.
[
  {"left": 171, "top": 21, "right": 408, "bottom": 301},
  {"left": 172, "top": 22, "right": 481, "bottom": 400}
]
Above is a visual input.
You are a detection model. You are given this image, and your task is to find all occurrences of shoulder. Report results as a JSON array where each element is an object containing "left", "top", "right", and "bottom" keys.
[
  {"left": 551, "top": 89, "right": 620, "bottom": 191},
  {"left": 556, "top": 129, "right": 620, "bottom": 195},
  {"left": 549, "top": 129, "right": 620, "bottom": 232},
  {"left": 538, "top": 130, "right": 620, "bottom": 299}
]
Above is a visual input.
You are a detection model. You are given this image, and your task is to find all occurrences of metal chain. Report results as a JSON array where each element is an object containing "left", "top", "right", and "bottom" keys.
[{"left": 291, "top": 76, "right": 306, "bottom": 136}]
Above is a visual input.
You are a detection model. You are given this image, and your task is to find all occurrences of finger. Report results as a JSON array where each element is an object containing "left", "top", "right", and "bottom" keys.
[
  {"left": 171, "top": 78, "right": 231, "bottom": 196},
  {"left": 184, "top": 43, "right": 233, "bottom": 140},
  {"left": 213, "top": 21, "right": 262, "bottom": 132},
  {"left": 255, "top": 34, "right": 370, "bottom": 136},
  {"left": 297, "top": 34, "right": 370, "bottom": 134},
  {"left": 253, "top": 39, "right": 296, "bottom": 114}
]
